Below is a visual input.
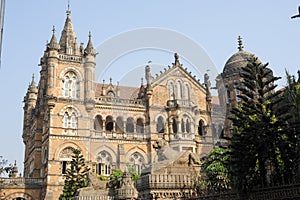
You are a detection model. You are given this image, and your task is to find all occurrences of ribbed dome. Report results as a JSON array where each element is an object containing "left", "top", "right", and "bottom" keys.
[{"left": 222, "top": 50, "right": 256, "bottom": 78}]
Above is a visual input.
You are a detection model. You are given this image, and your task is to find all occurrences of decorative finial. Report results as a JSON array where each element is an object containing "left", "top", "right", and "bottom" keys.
[
  {"left": 52, "top": 26, "right": 56, "bottom": 34},
  {"left": 141, "top": 77, "right": 143, "bottom": 85},
  {"left": 66, "top": 0, "right": 71, "bottom": 16},
  {"left": 174, "top": 53, "right": 179, "bottom": 61},
  {"left": 148, "top": 60, "right": 152, "bottom": 63},
  {"left": 32, "top": 73, "right": 35, "bottom": 82},
  {"left": 88, "top": 31, "right": 92, "bottom": 39},
  {"left": 110, "top": 77, "right": 112, "bottom": 84},
  {"left": 238, "top": 36, "right": 244, "bottom": 51}
]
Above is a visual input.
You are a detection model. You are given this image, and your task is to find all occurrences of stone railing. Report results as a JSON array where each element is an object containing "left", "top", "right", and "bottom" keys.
[
  {"left": 59, "top": 54, "right": 83, "bottom": 62},
  {"left": 93, "top": 131, "right": 150, "bottom": 141},
  {"left": 0, "top": 177, "right": 43, "bottom": 188},
  {"left": 95, "top": 97, "right": 145, "bottom": 107},
  {"left": 136, "top": 174, "right": 194, "bottom": 191}
]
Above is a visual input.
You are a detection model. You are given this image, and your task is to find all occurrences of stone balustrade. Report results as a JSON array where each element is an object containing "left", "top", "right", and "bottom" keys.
[
  {"left": 93, "top": 130, "right": 150, "bottom": 141},
  {"left": 137, "top": 174, "right": 194, "bottom": 191},
  {"left": 95, "top": 97, "right": 145, "bottom": 106},
  {"left": 0, "top": 177, "right": 43, "bottom": 188}
]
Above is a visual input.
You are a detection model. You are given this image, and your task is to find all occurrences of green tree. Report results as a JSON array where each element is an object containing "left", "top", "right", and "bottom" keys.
[
  {"left": 0, "top": 156, "right": 13, "bottom": 177},
  {"left": 108, "top": 167, "right": 141, "bottom": 195},
  {"left": 59, "top": 149, "right": 90, "bottom": 200},
  {"left": 202, "top": 147, "right": 231, "bottom": 193},
  {"left": 229, "top": 57, "right": 289, "bottom": 193}
]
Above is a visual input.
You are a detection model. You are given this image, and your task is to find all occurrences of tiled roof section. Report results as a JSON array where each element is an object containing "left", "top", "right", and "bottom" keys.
[
  {"left": 211, "top": 96, "right": 220, "bottom": 105},
  {"left": 95, "top": 83, "right": 140, "bottom": 99}
]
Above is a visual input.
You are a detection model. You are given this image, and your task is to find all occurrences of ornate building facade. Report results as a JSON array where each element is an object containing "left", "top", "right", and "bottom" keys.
[{"left": 16, "top": 7, "right": 215, "bottom": 200}]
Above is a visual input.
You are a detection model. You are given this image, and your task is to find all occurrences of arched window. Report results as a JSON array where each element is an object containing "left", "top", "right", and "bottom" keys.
[
  {"left": 156, "top": 116, "right": 165, "bottom": 133},
  {"left": 106, "top": 116, "right": 113, "bottom": 132},
  {"left": 64, "top": 76, "right": 70, "bottom": 97},
  {"left": 63, "top": 113, "right": 68, "bottom": 128},
  {"left": 181, "top": 118, "right": 185, "bottom": 133},
  {"left": 136, "top": 118, "right": 144, "bottom": 134},
  {"left": 184, "top": 84, "right": 190, "bottom": 100},
  {"left": 167, "top": 82, "right": 175, "bottom": 100},
  {"left": 198, "top": 120, "right": 205, "bottom": 136},
  {"left": 186, "top": 119, "right": 191, "bottom": 133},
  {"left": 172, "top": 118, "right": 177, "bottom": 134},
  {"left": 107, "top": 90, "right": 115, "bottom": 97},
  {"left": 177, "top": 80, "right": 182, "bottom": 99},
  {"left": 129, "top": 152, "right": 145, "bottom": 174},
  {"left": 63, "top": 72, "right": 79, "bottom": 99},
  {"left": 59, "top": 147, "right": 75, "bottom": 174},
  {"left": 126, "top": 118, "right": 134, "bottom": 133},
  {"left": 116, "top": 117, "right": 124, "bottom": 133},
  {"left": 71, "top": 77, "right": 77, "bottom": 98},
  {"left": 94, "top": 115, "right": 103, "bottom": 131},
  {"left": 71, "top": 113, "right": 77, "bottom": 129},
  {"left": 96, "top": 151, "right": 112, "bottom": 176}
]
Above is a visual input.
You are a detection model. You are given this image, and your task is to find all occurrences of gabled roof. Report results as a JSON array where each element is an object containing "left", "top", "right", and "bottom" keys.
[
  {"left": 150, "top": 53, "right": 206, "bottom": 91},
  {"left": 94, "top": 83, "right": 140, "bottom": 99}
]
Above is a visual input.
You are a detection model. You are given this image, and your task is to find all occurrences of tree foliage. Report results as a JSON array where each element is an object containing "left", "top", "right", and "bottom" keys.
[
  {"left": 202, "top": 147, "right": 231, "bottom": 193},
  {"left": 59, "top": 149, "right": 90, "bottom": 200},
  {"left": 108, "top": 166, "right": 141, "bottom": 190},
  {"left": 229, "top": 57, "right": 295, "bottom": 193}
]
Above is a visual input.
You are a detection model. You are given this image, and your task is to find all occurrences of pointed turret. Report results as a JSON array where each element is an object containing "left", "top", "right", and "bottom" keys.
[
  {"left": 28, "top": 74, "right": 38, "bottom": 94},
  {"left": 59, "top": 4, "right": 79, "bottom": 55},
  {"left": 84, "top": 32, "right": 96, "bottom": 102},
  {"left": 47, "top": 26, "right": 60, "bottom": 51},
  {"left": 84, "top": 32, "right": 97, "bottom": 56}
]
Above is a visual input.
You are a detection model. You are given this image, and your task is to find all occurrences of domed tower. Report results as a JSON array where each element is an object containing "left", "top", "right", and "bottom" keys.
[{"left": 220, "top": 36, "right": 259, "bottom": 137}]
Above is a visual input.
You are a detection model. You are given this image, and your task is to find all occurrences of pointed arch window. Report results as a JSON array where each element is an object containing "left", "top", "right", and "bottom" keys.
[
  {"left": 71, "top": 77, "right": 77, "bottom": 98},
  {"left": 63, "top": 72, "right": 79, "bottom": 99},
  {"left": 156, "top": 116, "right": 165, "bottom": 133},
  {"left": 177, "top": 80, "right": 182, "bottom": 99},
  {"left": 129, "top": 152, "right": 145, "bottom": 174},
  {"left": 167, "top": 82, "right": 175, "bottom": 100},
  {"left": 198, "top": 120, "right": 205, "bottom": 136},
  {"left": 181, "top": 118, "right": 185, "bottom": 133},
  {"left": 184, "top": 84, "right": 190, "bottom": 100},
  {"left": 186, "top": 119, "right": 191, "bottom": 133},
  {"left": 64, "top": 77, "right": 70, "bottom": 97},
  {"left": 96, "top": 151, "right": 112, "bottom": 176},
  {"left": 62, "top": 111, "right": 78, "bottom": 129},
  {"left": 71, "top": 113, "right": 77, "bottom": 129},
  {"left": 63, "top": 113, "right": 69, "bottom": 128}
]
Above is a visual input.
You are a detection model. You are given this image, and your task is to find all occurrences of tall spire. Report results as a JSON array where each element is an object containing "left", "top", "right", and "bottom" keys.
[
  {"left": 238, "top": 35, "right": 244, "bottom": 51},
  {"left": 59, "top": 2, "right": 78, "bottom": 54}
]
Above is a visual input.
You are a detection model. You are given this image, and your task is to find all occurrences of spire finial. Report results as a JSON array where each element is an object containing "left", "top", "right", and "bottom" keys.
[
  {"left": 238, "top": 36, "right": 244, "bottom": 51},
  {"left": 31, "top": 73, "right": 35, "bottom": 83},
  {"left": 52, "top": 26, "right": 56, "bottom": 34},
  {"left": 174, "top": 52, "right": 179, "bottom": 61},
  {"left": 66, "top": 0, "right": 71, "bottom": 16},
  {"left": 89, "top": 31, "right": 92, "bottom": 39},
  {"left": 110, "top": 77, "right": 112, "bottom": 84},
  {"left": 141, "top": 77, "right": 143, "bottom": 85}
]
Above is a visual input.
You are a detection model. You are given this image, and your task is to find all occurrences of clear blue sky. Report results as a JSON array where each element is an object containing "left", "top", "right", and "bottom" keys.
[{"left": 0, "top": 1, "right": 299, "bottom": 173}]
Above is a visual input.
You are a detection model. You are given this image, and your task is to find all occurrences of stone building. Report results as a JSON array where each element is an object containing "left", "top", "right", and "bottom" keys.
[{"left": 2, "top": 6, "right": 215, "bottom": 200}]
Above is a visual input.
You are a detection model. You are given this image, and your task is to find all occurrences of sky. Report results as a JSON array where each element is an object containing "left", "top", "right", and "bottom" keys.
[{"left": 0, "top": 1, "right": 300, "bottom": 173}]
